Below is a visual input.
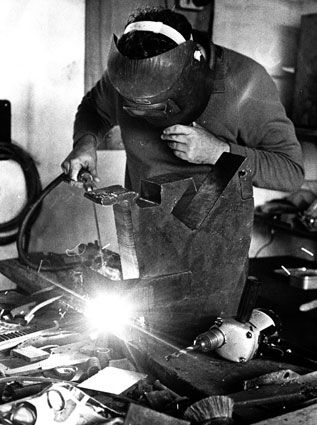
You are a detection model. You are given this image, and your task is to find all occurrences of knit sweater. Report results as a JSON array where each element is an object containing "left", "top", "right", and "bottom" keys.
[{"left": 73, "top": 43, "right": 304, "bottom": 193}]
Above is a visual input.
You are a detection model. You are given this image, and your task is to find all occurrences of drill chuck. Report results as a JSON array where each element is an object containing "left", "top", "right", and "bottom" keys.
[{"left": 193, "top": 327, "right": 226, "bottom": 352}]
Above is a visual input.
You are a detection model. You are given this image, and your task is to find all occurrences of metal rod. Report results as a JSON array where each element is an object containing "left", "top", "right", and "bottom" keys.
[
  {"left": 37, "top": 274, "right": 87, "bottom": 303},
  {"left": 92, "top": 202, "right": 103, "bottom": 263},
  {"left": 301, "top": 247, "right": 314, "bottom": 257}
]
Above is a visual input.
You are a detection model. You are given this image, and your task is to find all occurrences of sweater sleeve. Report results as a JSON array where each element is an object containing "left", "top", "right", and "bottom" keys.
[
  {"left": 227, "top": 60, "right": 304, "bottom": 192},
  {"left": 73, "top": 72, "right": 117, "bottom": 147}
]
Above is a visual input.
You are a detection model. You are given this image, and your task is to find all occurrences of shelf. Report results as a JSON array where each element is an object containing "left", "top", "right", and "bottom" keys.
[
  {"left": 254, "top": 212, "right": 317, "bottom": 240},
  {"left": 295, "top": 127, "right": 317, "bottom": 143}
]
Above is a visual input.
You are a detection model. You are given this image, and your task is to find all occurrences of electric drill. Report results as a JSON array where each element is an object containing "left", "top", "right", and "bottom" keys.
[
  {"left": 165, "top": 308, "right": 277, "bottom": 363},
  {"left": 192, "top": 308, "right": 277, "bottom": 363}
]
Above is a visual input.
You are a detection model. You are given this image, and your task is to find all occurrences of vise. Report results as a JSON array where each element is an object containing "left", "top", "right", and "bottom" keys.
[{"left": 83, "top": 152, "right": 254, "bottom": 340}]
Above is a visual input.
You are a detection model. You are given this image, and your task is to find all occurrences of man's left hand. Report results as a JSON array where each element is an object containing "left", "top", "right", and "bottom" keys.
[{"left": 161, "top": 123, "right": 230, "bottom": 164}]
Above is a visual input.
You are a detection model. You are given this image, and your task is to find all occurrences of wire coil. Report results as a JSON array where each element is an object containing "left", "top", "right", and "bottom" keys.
[{"left": 0, "top": 142, "right": 42, "bottom": 245}]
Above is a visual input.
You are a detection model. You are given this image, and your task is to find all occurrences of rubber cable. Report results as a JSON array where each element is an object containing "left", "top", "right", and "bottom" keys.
[
  {"left": 16, "top": 173, "right": 80, "bottom": 271},
  {"left": 0, "top": 142, "right": 42, "bottom": 245}
]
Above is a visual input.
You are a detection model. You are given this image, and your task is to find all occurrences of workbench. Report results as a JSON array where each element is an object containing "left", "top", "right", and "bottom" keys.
[
  {"left": 0, "top": 255, "right": 317, "bottom": 423},
  {"left": 250, "top": 255, "right": 317, "bottom": 351}
]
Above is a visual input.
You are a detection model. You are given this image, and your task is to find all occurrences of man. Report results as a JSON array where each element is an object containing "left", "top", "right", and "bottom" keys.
[{"left": 62, "top": 7, "right": 304, "bottom": 194}]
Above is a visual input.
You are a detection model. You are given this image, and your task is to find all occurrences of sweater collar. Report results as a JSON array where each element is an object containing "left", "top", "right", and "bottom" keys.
[{"left": 209, "top": 42, "right": 225, "bottom": 93}]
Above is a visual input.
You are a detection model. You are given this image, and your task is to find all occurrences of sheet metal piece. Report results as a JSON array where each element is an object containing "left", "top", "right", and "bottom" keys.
[
  {"left": 78, "top": 366, "right": 147, "bottom": 395},
  {"left": 85, "top": 153, "right": 254, "bottom": 338},
  {"left": 84, "top": 185, "right": 138, "bottom": 206},
  {"left": 0, "top": 153, "right": 254, "bottom": 343}
]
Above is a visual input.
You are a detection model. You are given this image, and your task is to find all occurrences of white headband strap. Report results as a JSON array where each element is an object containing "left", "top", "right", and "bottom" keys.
[{"left": 124, "top": 21, "right": 188, "bottom": 45}]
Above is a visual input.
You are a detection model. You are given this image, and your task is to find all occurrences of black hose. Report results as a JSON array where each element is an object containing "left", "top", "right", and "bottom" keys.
[
  {"left": 17, "top": 173, "right": 80, "bottom": 272},
  {"left": 0, "top": 142, "right": 42, "bottom": 245}
]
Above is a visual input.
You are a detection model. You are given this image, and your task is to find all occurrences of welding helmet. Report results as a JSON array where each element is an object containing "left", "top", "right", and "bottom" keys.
[{"left": 107, "top": 21, "right": 213, "bottom": 126}]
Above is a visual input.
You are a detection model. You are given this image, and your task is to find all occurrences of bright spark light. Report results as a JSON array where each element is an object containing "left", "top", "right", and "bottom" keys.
[{"left": 84, "top": 294, "right": 133, "bottom": 336}]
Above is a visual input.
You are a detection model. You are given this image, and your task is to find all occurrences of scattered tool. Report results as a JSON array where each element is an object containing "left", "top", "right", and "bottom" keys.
[
  {"left": 0, "top": 348, "right": 92, "bottom": 376},
  {"left": 11, "top": 346, "right": 50, "bottom": 363},
  {"left": 165, "top": 308, "right": 277, "bottom": 363},
  {"left": 147, "top": 380, "right": 189, "bottom": 412},
  {"left": 124, "top": 402, "right": 190, "bottom": 425},
  {"left": 23, "top": 295, "right": 63, "bottom": 324},
  {"left": 0, "top": 321, "right": 60, "bottom": 352},
  {"left": 259, "top": 335, "right": 317, "bottom": 370},
  {"left": 243, "top": 369, "right": 300, "bottom": 390},
  {"left": 183, "top": 395, "right": 234, "bottom": 425}
]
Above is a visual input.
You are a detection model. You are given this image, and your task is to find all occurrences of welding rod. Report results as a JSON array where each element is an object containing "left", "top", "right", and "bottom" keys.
[
  {"left": 92, "top": 201, "right": 103, "bottom": 257},
  {"left": 37, "top": 274, "right": 87, "bottom": 303},
  {"left": 78, "top": 169, "right": 104, "bottom": 264}
]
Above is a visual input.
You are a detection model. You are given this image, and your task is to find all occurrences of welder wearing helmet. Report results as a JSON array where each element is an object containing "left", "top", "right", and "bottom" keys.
[{"left": 62, "top": 7, "right": 304, "bottom": 193}]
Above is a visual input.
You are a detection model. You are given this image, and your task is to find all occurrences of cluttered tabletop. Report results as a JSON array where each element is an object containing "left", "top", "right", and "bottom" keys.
[
  {"left": 0, "top": 254, "right": 316, "bottom": 425},
  {"left": 0, "top": 165, "right": 317, "bottom": 424}
]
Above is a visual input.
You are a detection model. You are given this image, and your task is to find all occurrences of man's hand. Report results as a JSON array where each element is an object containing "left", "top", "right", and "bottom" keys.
[
  {"left": 161, "top": 123, "right": 230, "bottom": 165},
  {"left": 61, "top": 135, "right": 100, "bottom": 184}
]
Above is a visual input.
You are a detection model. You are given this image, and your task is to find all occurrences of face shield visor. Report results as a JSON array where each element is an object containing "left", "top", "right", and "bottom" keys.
[
  {"left": 123, "top": 98, "right": 181, "bottom": 118},
  {"left": 107, "top": 31, "right": 213, "bottom": 127}
]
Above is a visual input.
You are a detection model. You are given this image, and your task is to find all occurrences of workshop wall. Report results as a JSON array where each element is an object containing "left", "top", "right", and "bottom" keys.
[
  {"left": 0, "top": 0, "right": 126, "bottom": 290},
  {"left": 213, "top": 0, "right": 302, "bottom": 115}
]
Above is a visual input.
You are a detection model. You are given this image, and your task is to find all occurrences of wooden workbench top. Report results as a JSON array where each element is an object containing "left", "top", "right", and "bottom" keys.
[
  {"left": 0, "top": 255, "right": 316, "bottom": 423},
  {"left": 0, "top": 256, "right": 311, "bottom": 395}
]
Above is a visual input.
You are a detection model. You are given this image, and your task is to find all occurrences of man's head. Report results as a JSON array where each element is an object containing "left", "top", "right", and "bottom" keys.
[
  {"left": 107, "top": 7, "right": 213, "bottom": 127},
  {"left": 116, "top": 7, "right": 192, "bottom": 58}
]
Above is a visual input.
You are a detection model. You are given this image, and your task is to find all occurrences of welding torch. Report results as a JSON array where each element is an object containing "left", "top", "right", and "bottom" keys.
[{"left": 77, "top": 168, "right": 96, "bottom": 192}]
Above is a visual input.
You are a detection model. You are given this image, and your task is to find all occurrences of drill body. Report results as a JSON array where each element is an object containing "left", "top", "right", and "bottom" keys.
[{"left": 193, "top": 309, "right": 276, "bottom": 363}]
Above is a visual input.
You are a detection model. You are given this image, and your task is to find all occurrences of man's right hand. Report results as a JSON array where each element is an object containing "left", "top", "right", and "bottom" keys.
[{"left": 61, "top": 135, "right": 100, "bottom": 184}]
